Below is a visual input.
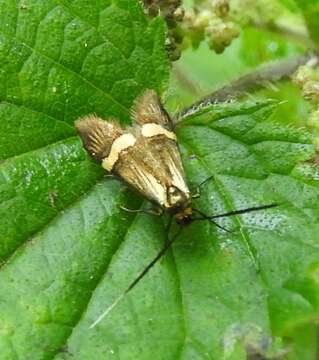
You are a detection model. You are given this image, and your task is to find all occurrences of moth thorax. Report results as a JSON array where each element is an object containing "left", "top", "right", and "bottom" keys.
[{"left": 166, "top": 185, "right": 190, "bottom": 213}]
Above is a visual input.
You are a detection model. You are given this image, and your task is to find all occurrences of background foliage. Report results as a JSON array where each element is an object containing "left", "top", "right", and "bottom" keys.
[{"left": 0, "top": 0, "right": 319, "bottom": 359}]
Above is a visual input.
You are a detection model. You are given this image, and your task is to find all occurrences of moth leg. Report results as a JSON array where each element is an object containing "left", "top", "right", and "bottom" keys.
[
  {"left": 120, "top": 205, "right": 163, "bottom": 217},
  {"left": 191, "top": 175, "right": 215, "bottom": 198},
  {"left": 104, "top": 174, "right": 117, "bottom": 179},
  {"left": 191, "top": 190, "right": 200, "bottom": 199}
]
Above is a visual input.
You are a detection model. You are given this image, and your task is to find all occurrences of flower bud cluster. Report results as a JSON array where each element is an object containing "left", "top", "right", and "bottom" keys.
[
  {"left": 292, "top": 64, "right": 319, "bottom": 134},
  {"left": 293, "top": 65, "right": 319, "bottom": 104},
  {"left": 142, "top": 0, "right": 185, "bottom": 60},
  {"left": 182, "top": 0, "right": 239, "bottom": 53}
]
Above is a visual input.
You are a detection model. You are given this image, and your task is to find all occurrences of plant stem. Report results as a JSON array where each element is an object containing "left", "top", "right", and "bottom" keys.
[
  {"left": 178, "top": 51, "right": 319, "bottom": 118},
  {"left": 252, "top": 21, "right": 315, "bottom": 48}
]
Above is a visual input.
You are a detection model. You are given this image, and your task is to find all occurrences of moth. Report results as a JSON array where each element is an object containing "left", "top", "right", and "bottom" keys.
[
  {"left": 76, "top": 89, "right": 193, "bottom": 224},
  {"left": 75, "top": 89, "right": 276, "bottom": 327}
]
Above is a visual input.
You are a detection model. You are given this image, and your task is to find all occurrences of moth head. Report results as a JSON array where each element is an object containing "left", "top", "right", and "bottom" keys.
[
  {"left": 75, "top": 115, "right": 124, "bottom": 162},
  {"left": 166, "top": 186, "right": 194, "bottom": 225},
  {"left": 174, "top": 207, "right": 193, "bottom": 225}
]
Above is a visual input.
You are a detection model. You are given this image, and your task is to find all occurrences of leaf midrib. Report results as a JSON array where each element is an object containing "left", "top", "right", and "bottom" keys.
[{"left": 50, "top": 209, "right": 141, "bottom": 359}]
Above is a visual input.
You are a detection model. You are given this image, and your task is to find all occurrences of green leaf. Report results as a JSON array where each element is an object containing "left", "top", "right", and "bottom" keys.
[
  {"left": 178, "top": 98, "right": 277, "bottom": 124},
  {"left": 1, "top": 1, "right": 319, "bottom": 359},
  {"left": 0, "top": 0, "right": 168, "bottom": 260},
  {"left": 294, "top": 0, "right": 319, "bottom": 45}
]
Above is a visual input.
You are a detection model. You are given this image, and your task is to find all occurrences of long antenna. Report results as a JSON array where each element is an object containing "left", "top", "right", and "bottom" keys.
[
  {"left": 209, "top": 203, "right": 278, "bottom": 219},
  {"left": 192, "top": 208, "right": 233, "bottom": 232},
  {"left": 90, "top": 203, "right": 278, "bottom": 328},
  {"left": 192, "top": 204, "right": 277, "bottom": 223},
  {"left": 90, "top": 221, "right": 179, "bottom": 328}
]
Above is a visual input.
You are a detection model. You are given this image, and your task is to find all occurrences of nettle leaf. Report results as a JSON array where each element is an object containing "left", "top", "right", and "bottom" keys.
[
  {"left": 0, "top": 0, "right": 167, "bottom": 261},
  {"left": 0, "top": 1, "right": 319, "bottom": 360}
]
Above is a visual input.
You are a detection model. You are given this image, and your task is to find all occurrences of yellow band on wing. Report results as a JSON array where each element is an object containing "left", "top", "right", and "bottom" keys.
[
  {"left": 102, "top": 133, "right": 136, "bottom": 171},
  {"left": 141, "top": 123, "right": 176, "bottom": 141}
]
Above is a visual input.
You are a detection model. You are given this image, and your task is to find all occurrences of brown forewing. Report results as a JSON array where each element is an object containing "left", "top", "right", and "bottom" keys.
[
  {"left": 113, "top": 131, "right": 188, "bottom": 209},
  {"left": 75, "top": 90, "right": 190, "bottom": 211}
]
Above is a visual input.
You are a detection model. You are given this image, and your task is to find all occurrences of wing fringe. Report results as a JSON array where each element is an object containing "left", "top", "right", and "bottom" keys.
[
  {"left": 75, "top": 115, "right": 124, "bottom": 162},
  {"left": 131, "top": 89, "right": 171, "bottom": 128}
]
